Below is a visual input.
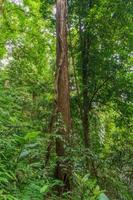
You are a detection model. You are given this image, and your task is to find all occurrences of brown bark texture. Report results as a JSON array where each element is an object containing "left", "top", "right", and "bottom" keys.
[{"left": 55, "top": 0, "right": 71, "bottom": 194}]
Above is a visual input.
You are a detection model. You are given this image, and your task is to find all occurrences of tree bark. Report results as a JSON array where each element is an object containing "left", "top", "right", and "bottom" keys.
[
  {"left": 82, "top": 35, "right": 90, "bottom": 150},
  {"left": 0, "top": 0, "right": 4, "bottom": 15},
  {"left": 79, "top": 0, "right": 98, "bottom": 177},
  {"left": 55, "top": 0, "right": 71, "bottom": 194},
  {"left": 78, "top": 0, "right": 90, "bottom": 152}
]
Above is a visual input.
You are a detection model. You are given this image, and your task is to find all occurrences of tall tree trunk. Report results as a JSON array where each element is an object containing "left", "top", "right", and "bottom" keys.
[
  {"left": 79, "top": 0, "right": 90, "bottom": 152},
  {"left": 82, "top": 35, "right": 90, "bottom": 150},
  {"left": 79, "top": 0, "right": 98, "bottom": 177},
  {"left": 55, "top": 0, "right": 71, "bottom": 194}
]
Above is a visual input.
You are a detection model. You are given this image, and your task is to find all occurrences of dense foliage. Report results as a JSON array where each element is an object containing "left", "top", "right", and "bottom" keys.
[{"left": 0, "top": 0, "right": 132, "bottom": 199}]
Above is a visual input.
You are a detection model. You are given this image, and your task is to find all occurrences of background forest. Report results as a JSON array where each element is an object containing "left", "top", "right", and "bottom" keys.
[{"left": 0, "top": 0, "right": 133, "bottom": 200}]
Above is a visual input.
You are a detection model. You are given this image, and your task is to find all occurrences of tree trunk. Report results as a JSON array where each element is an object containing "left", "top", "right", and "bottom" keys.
[
  {"left": 78, "top": 0, "right": 90, "bottom": 152},
  {"left": 0, "top": 0, "right": 4, "bottom": 15},
  {"left": 55, "top": 0, "right": 71, "bottom": 194},
  {"left": 82, "top": 35, "right": 90, "bottom": 150},
  {"left": 79, "top": 1, "right": 98, "bottom": 177}
]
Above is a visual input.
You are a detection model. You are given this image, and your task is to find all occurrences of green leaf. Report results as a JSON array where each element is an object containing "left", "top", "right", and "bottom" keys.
[
  {"left": 40, "top": 184, "right": 49, "bottom": 194},
  {"left": 24, "top": 131, "right": 39, "bottom": 141},
  {"left": 98, "top": 193, "right": 109, "bottom": 200},
  {"left": 0, "top": 177, "right": 8, "bottom": 183},
  {"left": 82, "top": 174, "right": 90, "bottom": 183},
  {"left": 19, "top": 150, "right": 30, "bottom": 158}
]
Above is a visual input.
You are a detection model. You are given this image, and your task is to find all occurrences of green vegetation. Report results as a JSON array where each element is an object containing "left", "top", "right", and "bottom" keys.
[{"left": 0, "top": 0, "right": 132, "bottom": 199}]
